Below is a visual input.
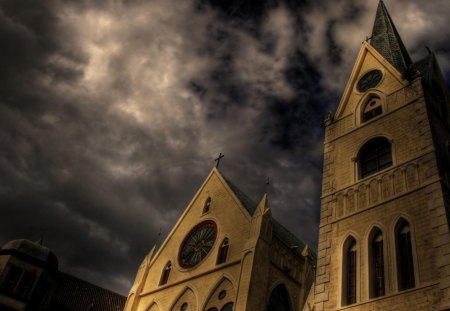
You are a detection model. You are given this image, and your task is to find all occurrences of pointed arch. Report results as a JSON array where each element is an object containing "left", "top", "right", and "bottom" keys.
[
  {"left": 217, "top": 238, "right": 230, "bottom": 265},
  {"left": 355, "top": 90, "right": 387, "bottom": 125},
  {"left": 203, "top": 276, "right": 236, "bottom": 311},
  {"left": 341, "top": 235, "right": 358, "bottom": 306},
  {"left": 367, "top": 226, "right": 386, "bottom": 298},
  {"left": 147, "top": 300, "right": 162, "bottom": 311},
  {"left": 171, "top": 286, "right": 198, "bottom": 311},
  {"left": 267, "top": 283, "right": 292, "bottom": 311},
  {"left": 159, "top": 261, "right": 171, "bottom": 286},
  {"left": 203, "top": 196, "right": 212, "bottom": 214},
  {"left": 394, "top": 217, "right": 416, "bottom": 291}
]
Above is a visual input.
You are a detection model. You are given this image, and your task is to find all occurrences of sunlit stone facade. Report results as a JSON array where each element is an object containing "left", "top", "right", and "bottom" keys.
[
  {"left": 124, "top": 168, "right": 315, "bottom": 311},
  {"left": 314, "top": 2, "right": 450, "bottom": 310}
]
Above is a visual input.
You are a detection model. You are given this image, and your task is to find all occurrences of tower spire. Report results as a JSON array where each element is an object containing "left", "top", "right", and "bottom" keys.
[{"left": 370, "top": 0, "right": 412, "bottom": 74}]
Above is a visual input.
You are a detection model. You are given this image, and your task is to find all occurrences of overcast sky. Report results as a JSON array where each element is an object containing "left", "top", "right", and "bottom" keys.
[{"left": 1, "top": 0, "right": 449, "bottom": 295}]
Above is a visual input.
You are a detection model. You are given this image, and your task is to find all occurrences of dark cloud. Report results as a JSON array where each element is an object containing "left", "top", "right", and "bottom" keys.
[{"left": 1, "top": 0, "right": 449, "bottom": 296}]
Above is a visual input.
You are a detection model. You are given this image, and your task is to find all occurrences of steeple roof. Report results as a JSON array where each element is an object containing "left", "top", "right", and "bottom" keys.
[{"left": 370, "top": 0, "right": 412, "bottom": 74}]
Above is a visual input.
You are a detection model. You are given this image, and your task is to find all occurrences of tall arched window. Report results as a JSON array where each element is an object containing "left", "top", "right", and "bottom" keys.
[
  {"left": 359, "top": 137, "right": 392, "bottom": 179},
  {"left": 362, "top": 96, "right": 383, "bottom": 122},
  {"left": 159, "top": 261, "right": 171, "bottom": 286},
  {"left": 368, "top": 228, "right": 385, "bottom": 298},
  {"left": 217, "top": 238, "right": 229, "bottom": 265},
  {"left": 395, "top": 219, "right": 415, "bottom": 291},
  {"left": 268, "top": 284, "right": 291, "bottom": 311},
  {"left": 342, "top": 236, "right": 357, "bottom": 306},
  {"left": 203, "top": 197, "right": 212, "bottom": 214}
]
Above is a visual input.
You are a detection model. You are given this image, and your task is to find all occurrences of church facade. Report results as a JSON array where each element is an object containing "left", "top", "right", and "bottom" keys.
[
  {"left": 124, "top": 169, "right": 315, "bottom": 311},
  {"left": 314, "top": 1, "right": 450, "bottom": 310},
  {"left": 125, "top": 1, "right": 450, "bottom": 310}
]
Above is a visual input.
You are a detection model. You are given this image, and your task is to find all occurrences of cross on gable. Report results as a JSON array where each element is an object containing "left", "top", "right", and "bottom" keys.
[{"left": 214, "top": 153, "right": 224, "bottom": 168}]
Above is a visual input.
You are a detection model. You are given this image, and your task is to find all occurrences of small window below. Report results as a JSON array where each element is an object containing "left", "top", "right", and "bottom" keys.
[
  {"left": 203, "top": 197, "right": 212, "bottom": 214},
  {"left": 181, "top": 302, "right": 188, "bottom": 311},
  {"left": 159, "top": 261, "right": 171, "bottom": 286},
  {"left": 217, "top": 238, "right": 229, "bottom": 265},
  {"left": 362, "top": 96, "right": 383, "bottom": 122}
]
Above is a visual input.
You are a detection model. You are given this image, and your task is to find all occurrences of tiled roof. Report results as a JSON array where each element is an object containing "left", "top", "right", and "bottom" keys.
[
  {"left": 48, "top": 272, "right": 126, "bottom": 311},
  {"left": 370, "top": 0, "right": 412, "bottom": 74},
  {"left": 222, "top": 173, "right": 316, "bottom": 259},
  {"left": 223, "top": 176, "right": 258, "bottom": 216}
]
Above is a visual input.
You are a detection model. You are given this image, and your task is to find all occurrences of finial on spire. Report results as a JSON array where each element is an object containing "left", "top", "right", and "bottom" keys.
[{"left": 371, "top": 0, "right": 412, "bottom": 74}]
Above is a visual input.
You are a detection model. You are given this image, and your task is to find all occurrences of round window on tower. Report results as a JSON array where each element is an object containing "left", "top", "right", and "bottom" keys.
[{"left": 357, "top": 69, "right": 383, "bottom": 92}]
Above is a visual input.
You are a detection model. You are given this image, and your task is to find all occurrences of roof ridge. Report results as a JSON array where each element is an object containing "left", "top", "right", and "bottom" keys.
[{"left": 221, "top": 175, "right": 258, "bottom": 216}]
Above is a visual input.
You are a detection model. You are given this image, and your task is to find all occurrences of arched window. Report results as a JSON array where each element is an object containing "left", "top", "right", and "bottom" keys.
[
  {"left": 395, "top": 219, "right": 415, "bottom": 291},
  {"left": 217, "top": 238, "right": 229, "bottom": 265},
  {"left": 359, "top": 137, "right": 392, "bottom": 179},
  {"left": 268, "top": 284, "right": 291, "bottom": 311},
  {"left": 203, "top": 197, "right": 212, "bottom": 214},
  {"left": 369, "top": 228, "right": 385, "bottom": 298},
  {"left": 362, "top": 96, "right": 383, "bottom": 122},
  {"left": 159, "top": 261, "right": 171, "bottom": 286},
  {"left": 342, "top": 237, "right": 357, "bottom": 306}
]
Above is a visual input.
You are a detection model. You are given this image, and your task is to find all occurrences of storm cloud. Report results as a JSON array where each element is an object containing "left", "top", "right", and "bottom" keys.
[{"left": 1, "top": 0, "right": 449, "bottom": 294}]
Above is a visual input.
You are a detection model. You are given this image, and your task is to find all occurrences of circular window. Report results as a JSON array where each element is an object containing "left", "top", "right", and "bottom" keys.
[
  {"left": 218, "top": 290, "right": 227, "bottom": 300},
  {"left": 178, "top": 221, "right": 217, "bottom": 268},
  {"left": 181, "top": 303, "right": 188, "bottom": 311},
  {"left": 357, "top": 69, "right": 382, "bottom": 92}
]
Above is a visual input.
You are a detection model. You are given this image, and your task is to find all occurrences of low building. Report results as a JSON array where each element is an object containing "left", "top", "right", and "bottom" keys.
[{"left": 0, "top": 238, "right": 126, "bottom": 311}]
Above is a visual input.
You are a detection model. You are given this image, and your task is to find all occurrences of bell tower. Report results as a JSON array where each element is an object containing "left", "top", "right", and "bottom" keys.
[{"left": 315, "top": 1, "right": 450, "bottom": 310}]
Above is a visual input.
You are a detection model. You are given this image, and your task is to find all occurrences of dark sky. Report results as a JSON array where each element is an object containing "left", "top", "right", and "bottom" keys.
[{"left": 1, "top": 0, "right": 449, "bottom": 295}]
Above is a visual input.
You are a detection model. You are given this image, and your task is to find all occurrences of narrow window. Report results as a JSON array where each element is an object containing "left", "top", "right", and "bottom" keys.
[
  {"left": 347, "top": 242, "right": 357, "bottom": 305},
  {"left": 362, "top": 96, "right": 383, "bottom": 122},
  {"left": 16, "top": 271, "right": 36, "bottom": 299},
  {"left": 359, "top": 137, "right": 392, "bottom": 179},
  {"left": 342, "top": 237, "right": 357, "bottom": 306},
  {"left": 159, "top": 261, "right": 171, "bottom": 286},
  {"left": 203, "top": 197, "right": 212, "bottom": 214},
  {"left": 396, "top": 220, "right": 415, "bottom": 291},
  {"left": 369, "top": 229, "right": 385, "bottom": 298},
  {"left": 217, "top": 238, "right": 229, "bottom": 265},
  {"left": 0, "top": 265, "right": 22, "bottom": 295}
]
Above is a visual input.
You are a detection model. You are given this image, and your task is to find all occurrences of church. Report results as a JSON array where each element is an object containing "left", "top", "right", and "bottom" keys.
[
  {"left": 124, "top": 1, "right": 450, "bottom": 310},
  {"left": 124, "top": 167, "right": 316, "bottom": 311}
]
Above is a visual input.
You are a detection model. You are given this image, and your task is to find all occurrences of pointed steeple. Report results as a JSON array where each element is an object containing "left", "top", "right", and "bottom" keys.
[{"left": 370, "top": 0, "right": 412, "bottom": 74}]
